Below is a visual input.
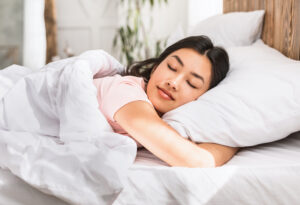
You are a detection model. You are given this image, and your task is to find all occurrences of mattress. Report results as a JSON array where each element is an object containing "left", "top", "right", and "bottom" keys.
[{"left": 1, "top": 66, "right": 300, "bottom": 205}]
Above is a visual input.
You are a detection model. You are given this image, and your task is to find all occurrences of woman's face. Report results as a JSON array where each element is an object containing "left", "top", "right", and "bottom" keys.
[{"left": 146, "top": 48, "right": 212, "bottom": 116}]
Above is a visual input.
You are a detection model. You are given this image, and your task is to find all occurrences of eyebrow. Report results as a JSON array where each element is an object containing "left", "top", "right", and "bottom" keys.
[
  {"left": 172, "top": 55, "right": 184, "bottom": 66},
  {"left": 171, "top": 55, "right": 205, "bottom": 83}
]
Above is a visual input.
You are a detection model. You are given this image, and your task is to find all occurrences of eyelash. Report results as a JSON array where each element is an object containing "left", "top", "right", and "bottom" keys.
[
  {"left": 167, "top": 64, "right": 197, "bottom": 89},
  {"left": 187, "top": 81, "right": 197, "bottom": 89},
  {"left": 167, "top": 64, "right": 176, "bottom": 71}
]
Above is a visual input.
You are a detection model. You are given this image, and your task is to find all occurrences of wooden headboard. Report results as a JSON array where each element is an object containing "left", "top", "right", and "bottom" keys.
[{"left": 223, "top": 0, "right": 300, "bottom": 60}]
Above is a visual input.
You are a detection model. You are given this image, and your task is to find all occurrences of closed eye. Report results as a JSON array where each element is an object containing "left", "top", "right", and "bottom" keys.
[
  {"left": 187, "top": 81, "right": 197, "bottom": 89},
  {"left": 167, "top": 64, "right": 176, "bottom": 71}
]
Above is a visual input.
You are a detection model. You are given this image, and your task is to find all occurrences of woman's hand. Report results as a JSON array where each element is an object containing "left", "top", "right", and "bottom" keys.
[{"left": 114, "top": 101, "right": 239, "bottom": 168}]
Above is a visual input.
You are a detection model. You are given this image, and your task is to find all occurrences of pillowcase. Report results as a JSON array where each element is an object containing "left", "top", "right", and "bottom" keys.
[
  {"left": 167, "top": 10, "right": 265, "bottom": 48},
  {"left": 163, "top": 40, "right": 300, "bottom": 147}
]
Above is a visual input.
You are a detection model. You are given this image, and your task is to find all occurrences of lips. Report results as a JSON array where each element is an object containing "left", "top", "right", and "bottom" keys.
[{"left": 157, "top": 86, "right": 175, "bottom": 101}]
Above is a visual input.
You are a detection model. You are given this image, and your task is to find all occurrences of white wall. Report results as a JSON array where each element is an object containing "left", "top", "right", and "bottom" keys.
[
  {"left": 187, "top": 0, "right": 223, "bottom": 30},
  {"left": 56, "top": 0, "right": 118, "bottom": 58},
  {"left": 139, "top": 0, "right": 188, "bottom": 40},
  {"left": 133, "top": 0, "right": 222, "bottom": 39}
]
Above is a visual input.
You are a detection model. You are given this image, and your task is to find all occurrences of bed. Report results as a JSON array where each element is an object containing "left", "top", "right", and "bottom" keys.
[
  {"left": 1, "top": 0, "right": 300, "bottom": 204},
  {"left": 1, "top": 125, "right": 300, "bottom": 205}
]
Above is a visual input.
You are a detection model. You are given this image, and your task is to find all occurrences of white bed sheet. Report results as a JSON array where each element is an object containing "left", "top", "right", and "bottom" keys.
[
  {"left": 1, "top": 132, "right": 300, "bottom": 205},
  {"left": 117, "top": 132, "right": 300, "bottom": 205},
  {"left": 1, "top": 65, "right": 300, "bottom": 205}
]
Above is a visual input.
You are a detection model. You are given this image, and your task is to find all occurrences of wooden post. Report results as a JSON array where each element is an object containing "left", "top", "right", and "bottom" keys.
[{"left": 44, "top": 0, "right": 57, "bottom": 63}]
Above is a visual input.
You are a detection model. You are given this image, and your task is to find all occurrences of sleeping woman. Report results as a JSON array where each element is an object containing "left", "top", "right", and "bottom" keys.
[{"left": 93, "top": 35, "right": 239, "bottom": 168}]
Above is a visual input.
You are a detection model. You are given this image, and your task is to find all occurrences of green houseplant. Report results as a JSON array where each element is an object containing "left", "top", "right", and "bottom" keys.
[{"left": 113, "top": 0, "right": 168, "bottom": 65}]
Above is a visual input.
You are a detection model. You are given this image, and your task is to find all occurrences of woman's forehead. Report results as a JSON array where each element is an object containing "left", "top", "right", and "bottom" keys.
[{"left": 168, "top": 49, "right": 211, "bottom": 70}]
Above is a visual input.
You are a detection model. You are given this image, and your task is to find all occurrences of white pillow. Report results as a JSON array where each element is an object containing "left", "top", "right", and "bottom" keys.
[
  {"left": 167, "top": 10, "right": 265, "bottom": 48},
  {"left": 166, "top": 25, "right": 185, "bottom": 47},
  {"left": 163, "top": 40, "right": 300, "bottom": 147}
]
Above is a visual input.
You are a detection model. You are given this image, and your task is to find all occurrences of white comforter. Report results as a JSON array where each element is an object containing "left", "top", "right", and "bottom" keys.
[{"left": 0, "top": 51, "right": 138, "bottom": 205}]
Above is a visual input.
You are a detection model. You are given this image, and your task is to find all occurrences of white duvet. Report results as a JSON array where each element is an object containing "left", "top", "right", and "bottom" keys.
[{"left": 0, "top": 51, "right": 138, "bottom": 205}]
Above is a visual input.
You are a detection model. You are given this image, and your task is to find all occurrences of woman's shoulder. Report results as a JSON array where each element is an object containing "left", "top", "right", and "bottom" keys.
[
  {"left": 95, "top": 74, "right": 146, "bottom": 89},
  {"left": 121, "top": 75, "right": 146, "bottom": 87}
]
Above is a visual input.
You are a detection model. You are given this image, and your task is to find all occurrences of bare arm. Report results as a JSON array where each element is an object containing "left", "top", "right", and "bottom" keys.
[
  {"left": 196, "top": 143, "right": 239, "bottom": 167},
  {"left": 114, "top": 101, "right": 239, "bottom": 168}
]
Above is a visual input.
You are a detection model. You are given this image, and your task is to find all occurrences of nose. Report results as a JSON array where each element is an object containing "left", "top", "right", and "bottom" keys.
[
  {"left": 166, "top": 74, "right": 184, "bottom": 91},
  {"left": 167, "top": 78, "right": 179, "bottom": 91}
]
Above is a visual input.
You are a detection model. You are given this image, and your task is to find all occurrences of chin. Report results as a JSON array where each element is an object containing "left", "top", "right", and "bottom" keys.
[
  {"left": 154, "top": 104, "right": 173, "bottom": 116},
  {"left": 149, "top": 93, "right": 173, "bottom": 115},
  {"left": 151, "top": 103, "right": 165, "bottom": 116}
]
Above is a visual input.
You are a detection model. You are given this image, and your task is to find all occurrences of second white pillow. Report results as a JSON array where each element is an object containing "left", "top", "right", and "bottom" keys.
[
  {"left": 167, "top": 10, "right": 265, "bottom": 48},
  {"left": 189, "top": 10, "right": 265, "bottom": 47}
]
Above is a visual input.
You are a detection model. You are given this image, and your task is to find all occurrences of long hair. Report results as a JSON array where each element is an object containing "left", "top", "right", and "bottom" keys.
[{"left": 122, "top": 35, "right": 229, "bottom": 89}]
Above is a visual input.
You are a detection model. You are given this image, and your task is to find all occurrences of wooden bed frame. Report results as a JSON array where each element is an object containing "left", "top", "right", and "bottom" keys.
[{"left": 223, "top": 0, "right": 300, "bottom": 60}]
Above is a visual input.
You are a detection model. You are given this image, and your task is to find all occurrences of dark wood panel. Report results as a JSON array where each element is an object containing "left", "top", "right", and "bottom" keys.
[
  {"left": 223, "top": 0, "right": 300, "bottom": 60},
  {"left": 44, "top": 0, "right": 57, "bottom": 63}
]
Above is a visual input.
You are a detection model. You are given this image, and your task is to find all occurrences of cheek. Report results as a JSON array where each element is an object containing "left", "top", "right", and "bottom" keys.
[
  {"left": 151, "top": 71, "right": 163, "bottom": 82},
  {"left": 146, "top": 79, "right": 157, "bottom": 100},
  {"left": 148, "top": 72, "right": 164, "bottom": 90},
  {"left": 178, "top": 89, "right": 201, "bottom": 104},
  {"left": 151, "top": 65, "right": 166, "bottom": 80}
]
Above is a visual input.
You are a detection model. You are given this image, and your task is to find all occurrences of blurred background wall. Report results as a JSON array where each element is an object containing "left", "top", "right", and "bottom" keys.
[
  {"left": 0, "top": 0, "right": 222, "bottom": 70},
  {"left": 55, "top": 0, "right": 119, "bottom": 60},
  {"left": 0, "top": 0, "right": 24, "bottom": 69}
]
